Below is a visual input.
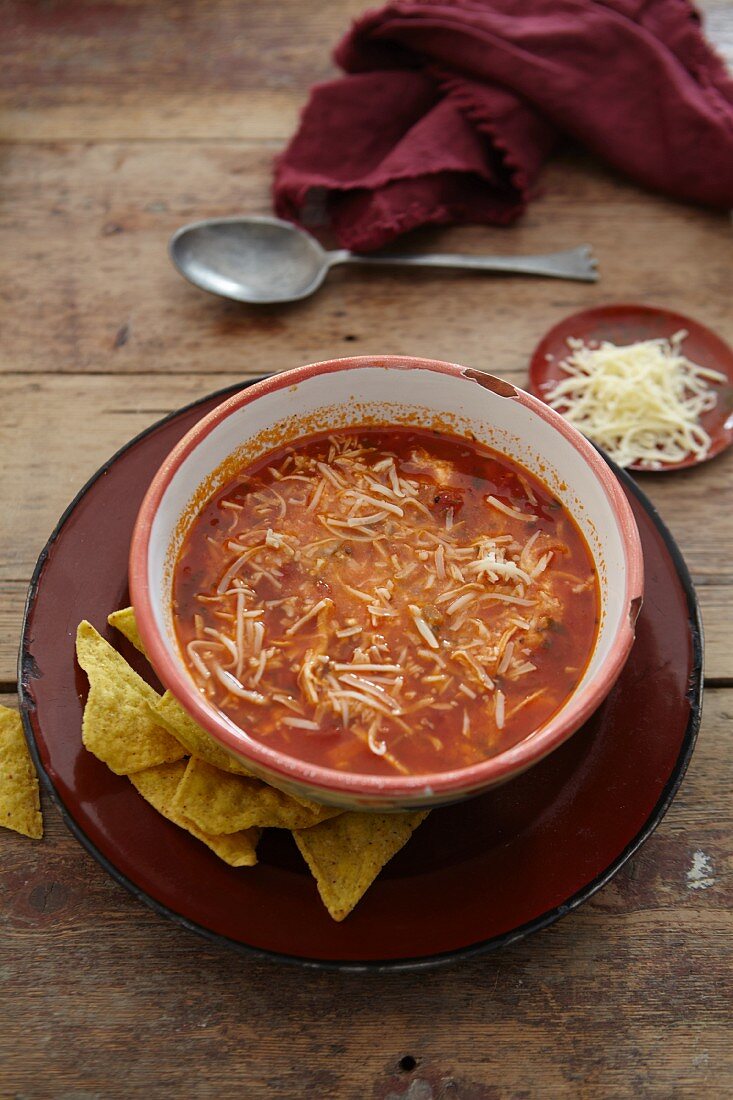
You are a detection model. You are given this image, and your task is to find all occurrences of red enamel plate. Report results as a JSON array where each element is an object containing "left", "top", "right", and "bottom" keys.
[
  {"left": 19, "top": 382, "right": 702, "bottom": 971},
  {"left": 528, "top": 304, "right": 733, "bottom": 472}
]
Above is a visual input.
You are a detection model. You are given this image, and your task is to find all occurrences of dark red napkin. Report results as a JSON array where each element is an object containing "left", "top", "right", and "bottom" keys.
[{"left": 274, "top": 0, "right": 733, "bottom": 251}]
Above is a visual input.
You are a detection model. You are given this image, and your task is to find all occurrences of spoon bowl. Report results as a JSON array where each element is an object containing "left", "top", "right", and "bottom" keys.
[
  {"left": 170, "top": 216, "right": 599, "bottom": 304},
  {"left": 170, "top": 216, "right": 330, "bottom": 304}
]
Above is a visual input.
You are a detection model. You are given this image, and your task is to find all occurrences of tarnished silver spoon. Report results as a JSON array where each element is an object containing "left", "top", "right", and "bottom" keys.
[{"left": 169, "top": 216, "right": 599, "bottom": 304}]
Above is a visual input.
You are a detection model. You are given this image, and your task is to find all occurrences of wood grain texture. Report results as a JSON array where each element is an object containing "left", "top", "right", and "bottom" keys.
[
  {"left": 0, "top": 0, "right": 364, "bottom": 142},
  {"left": 1, "top": 142, "right": 731, "bottom": 377},
  {"left": 1, "top": 0, "right": 732, "bottom": 1095}
]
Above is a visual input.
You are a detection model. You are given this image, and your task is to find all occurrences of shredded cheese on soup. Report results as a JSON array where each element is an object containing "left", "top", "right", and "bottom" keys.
[{"left": 173, "top": 429, "right": 598, "bottom": 776}]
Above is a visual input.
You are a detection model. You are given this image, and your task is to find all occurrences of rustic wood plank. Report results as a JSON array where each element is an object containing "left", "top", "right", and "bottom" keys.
[
  {"left": 1, "top": 142, "right": 731, "bottom": 378},
  {"left": 1, "top": 687, "right": 730, "bottom": 1097},
  {"left": 700, "top": 584, "right": 733, "bottom": 683},
  {"left": 0, "top": 0, "right": 362, "bottom": 142},
  {"left": 0, "top": 91, "right": 304, "bottom": 144}
]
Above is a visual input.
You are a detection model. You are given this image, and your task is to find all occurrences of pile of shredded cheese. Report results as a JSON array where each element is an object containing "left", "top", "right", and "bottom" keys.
[{"left": 545, "top": 331, "right": 726, "bottom": 468}]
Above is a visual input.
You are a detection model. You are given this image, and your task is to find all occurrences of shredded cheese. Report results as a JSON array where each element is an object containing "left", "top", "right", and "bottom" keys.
[
  {"left": 178, "top": 429, "right": 597, "bottom": 773},
  {"left": 546, "top": 331, "right": 726, "bottom": 468}
]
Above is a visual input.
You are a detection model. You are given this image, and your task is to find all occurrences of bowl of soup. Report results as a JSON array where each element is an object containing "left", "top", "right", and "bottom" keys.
[{"left": 130, "top": 356, "right": 643, "bottom": 810}]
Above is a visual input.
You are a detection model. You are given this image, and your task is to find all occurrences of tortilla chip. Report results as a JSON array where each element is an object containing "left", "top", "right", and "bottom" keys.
[
  {"left": 76, "top": 620, "right": 184, "bottom": 775},
  {"left": 107, "top": 606, "right": 146, "bottom": 656},
  {"left": 0, "top": 706, "right": 43, "bottom": 839},
  {"left": 293, "top": 810, "right": 429, "bottom": 921},
  {"left": 130, "top": 761, "right": 259, "bottom": 867},
  {"left": 150, "top": 690, "right": 254, "bottom": 777},
  {"left": 150, "top": 690, "right": 320, "bottom": 809},
  {"left": 172, "top": 757, "right": 342, "bottom": 833}
]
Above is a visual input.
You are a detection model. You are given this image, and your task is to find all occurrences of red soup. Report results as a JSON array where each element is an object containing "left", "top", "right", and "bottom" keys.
[{"left": 173, "top": 427, "right": 599, "bottom": 776}]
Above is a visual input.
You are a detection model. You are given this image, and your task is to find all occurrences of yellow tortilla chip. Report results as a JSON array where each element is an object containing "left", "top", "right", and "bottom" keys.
[
  {"left": 150, "top": 690, "right": 254, "bottom": 777},
  {"left": 150, "top": 690, "right": 319, "bottom": 810},
  {"left": 107, "top": 606, "right": 146, "bottom": 656},
  {"left": 293, "top": 810, "right": 429, "bottom": 921},
  {"left": 76, "top": 621, "right": 184, "bottom": 775},
  {"left": 0, "top": 706, "right": 43, "bottom": 839},
  {"left": 130, "top": 761, "right": 259, "bottom": 867},
  {"left": 172, "top": 757, "right": 342, "bottom": 833}
]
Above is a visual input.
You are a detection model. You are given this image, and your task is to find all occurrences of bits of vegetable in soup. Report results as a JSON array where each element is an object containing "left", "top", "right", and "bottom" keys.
[{"left": 173, "top": 428, "right": 599, "bottom": 775}]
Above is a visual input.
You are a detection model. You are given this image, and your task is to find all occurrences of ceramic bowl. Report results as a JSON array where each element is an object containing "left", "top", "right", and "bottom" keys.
[{"left": 129, "top": 356, "right": 644, "bottom": 810}]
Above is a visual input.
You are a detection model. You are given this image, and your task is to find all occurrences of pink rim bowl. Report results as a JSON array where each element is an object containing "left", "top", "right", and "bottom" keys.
[{"left": 129, "top": 356, "right": 644, "bottom": 810}]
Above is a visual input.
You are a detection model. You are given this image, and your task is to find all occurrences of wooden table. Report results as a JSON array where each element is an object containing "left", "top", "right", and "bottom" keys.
[{"left": 2, "top": 3, "right": 731, "bottom": 1095}]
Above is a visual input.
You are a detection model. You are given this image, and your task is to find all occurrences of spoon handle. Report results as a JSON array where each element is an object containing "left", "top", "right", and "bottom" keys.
[{"left": 329, "top": 245, "right": 598, "bottom": 283}]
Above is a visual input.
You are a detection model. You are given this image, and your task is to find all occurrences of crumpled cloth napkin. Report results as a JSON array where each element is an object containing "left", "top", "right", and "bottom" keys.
[{"left": 274, "top": 0, "right": 733, "bottom": 250}]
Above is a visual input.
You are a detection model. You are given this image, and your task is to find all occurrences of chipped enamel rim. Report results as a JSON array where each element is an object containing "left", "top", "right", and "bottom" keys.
[{"left": 130, "top": 356, "right": 644, "bottom": 809}]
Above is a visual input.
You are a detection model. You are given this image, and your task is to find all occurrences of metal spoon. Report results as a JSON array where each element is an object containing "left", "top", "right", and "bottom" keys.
[{"left": 169, "top": 216, "right": 599, "bottom": 305}]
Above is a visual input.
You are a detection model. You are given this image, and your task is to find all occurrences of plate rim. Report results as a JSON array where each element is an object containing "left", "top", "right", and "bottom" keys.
[
  {"left": 527, "top": 301, "right": 733, "bottom": 473},
  {"left": 17, "top": 379, "right": 704, "bottom": 973}
]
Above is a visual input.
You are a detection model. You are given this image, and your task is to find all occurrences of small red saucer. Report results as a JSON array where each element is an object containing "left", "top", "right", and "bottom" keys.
[
  {"left": 528, "top": 303, "right": 733, "bottom": 472},
  {"left": 19, "top": 382, "right": 702, "bottom": 971}
]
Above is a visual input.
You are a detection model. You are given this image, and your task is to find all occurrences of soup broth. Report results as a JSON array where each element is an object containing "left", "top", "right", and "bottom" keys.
[{"left": 173, "top": 427, "right": 599, "bottom": 776}]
